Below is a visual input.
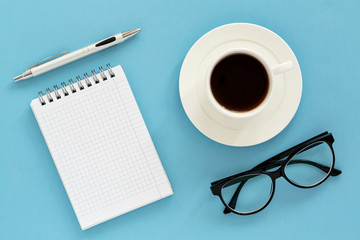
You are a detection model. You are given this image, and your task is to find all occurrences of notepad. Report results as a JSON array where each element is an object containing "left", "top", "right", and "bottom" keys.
[{"left": 31, "top": 65, "right": 173, "bottom": 230}]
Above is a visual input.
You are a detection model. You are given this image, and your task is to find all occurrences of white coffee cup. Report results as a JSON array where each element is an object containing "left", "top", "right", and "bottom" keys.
[{"left": 199, "top": 48, "right": 294, "bottom": 129}]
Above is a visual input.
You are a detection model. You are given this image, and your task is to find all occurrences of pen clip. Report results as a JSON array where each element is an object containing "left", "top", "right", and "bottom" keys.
[{"left": 27, "top": 51, "right": 69, "bottom": 70}]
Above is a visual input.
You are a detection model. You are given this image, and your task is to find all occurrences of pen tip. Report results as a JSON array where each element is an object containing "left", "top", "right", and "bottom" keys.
[
  {"left": 13, "top": 74, "right": 23, "bottom": 82},
  {"left": 122, "top": 28, "right": 141, "bottom": 39},
  {"left": 13, "top": 70, "right": 32, "bottom": 82}
]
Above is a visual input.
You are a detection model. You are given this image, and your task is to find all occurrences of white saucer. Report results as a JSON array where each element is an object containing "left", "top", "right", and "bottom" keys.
[{"left": 179, "top": 23, "right": 302, "bottom": 147}]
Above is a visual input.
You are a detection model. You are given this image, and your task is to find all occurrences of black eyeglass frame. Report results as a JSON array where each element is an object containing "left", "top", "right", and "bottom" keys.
[{"left": 210, "top": 132, "right": 342, "bottom": 215}]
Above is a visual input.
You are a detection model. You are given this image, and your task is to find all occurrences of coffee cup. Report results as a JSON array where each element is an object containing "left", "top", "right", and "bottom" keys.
[{"left": 199, "top": 48, "right": 294, "bottom": 129}]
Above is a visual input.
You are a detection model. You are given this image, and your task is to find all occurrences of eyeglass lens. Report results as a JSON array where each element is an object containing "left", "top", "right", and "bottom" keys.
[
  {"left": 284, "top": 141, "right": 334, "bottom": 187},
  {"left": 221, "top": 174, "right": 273, "bottom": 214}
]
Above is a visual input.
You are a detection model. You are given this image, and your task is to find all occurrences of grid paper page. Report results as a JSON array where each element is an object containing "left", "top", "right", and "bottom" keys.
[{"left": 30, "top": 66, "right": 173, "bottom": 230}]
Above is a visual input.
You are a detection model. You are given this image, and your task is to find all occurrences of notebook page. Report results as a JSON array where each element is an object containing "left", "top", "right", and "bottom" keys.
[{"left": 31, "top": 66, "right": 173, "bottom": 230}]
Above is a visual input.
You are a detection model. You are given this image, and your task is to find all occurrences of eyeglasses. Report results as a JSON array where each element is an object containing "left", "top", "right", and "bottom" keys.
[{"left": 210, "top": 132, "right": 342, "bottom": 215}]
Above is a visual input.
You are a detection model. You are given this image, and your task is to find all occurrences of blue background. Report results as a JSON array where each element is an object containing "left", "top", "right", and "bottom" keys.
[{"left": 1, "top": 0, "right": 359, "bottom": 239}]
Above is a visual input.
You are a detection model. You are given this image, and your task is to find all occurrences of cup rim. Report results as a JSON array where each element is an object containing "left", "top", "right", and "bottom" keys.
[{"left": 206, "top": 48, "right": 274, "bottom": 119}]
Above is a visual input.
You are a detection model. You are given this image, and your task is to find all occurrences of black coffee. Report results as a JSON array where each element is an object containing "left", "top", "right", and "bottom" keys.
[{"left": 210, "top": 54, "right": 269, "bottom": 112}]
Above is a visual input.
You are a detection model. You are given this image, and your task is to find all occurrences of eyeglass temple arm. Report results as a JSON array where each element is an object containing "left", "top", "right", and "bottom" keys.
[
  {"left": 253, "top": 159, "right": 342, "bottom": 176},
  {"left": 253, "top": 132, "right": 331, "bottom": 170},
  {"left": 223, "top": 179, "right": 249, "bottom": 214},
  {"left": 223, "top": 159, "right": 341, "bottom": 214},
  {"left": 212, "top": 133, "right": 333, "bottom": 189},
  {"left": 222, "top": 175, "right": 257, "bottom": 214},
  {"left": 211, "top": 156, "right": 337, "bottom": 188}
]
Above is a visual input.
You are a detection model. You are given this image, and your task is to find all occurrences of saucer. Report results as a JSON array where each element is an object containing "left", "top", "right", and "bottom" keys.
[{"left": 179, "top": 23, "right": 302, "bottom": 146}]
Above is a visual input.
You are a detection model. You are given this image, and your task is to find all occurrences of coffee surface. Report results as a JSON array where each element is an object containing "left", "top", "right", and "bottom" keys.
[{"left": 210, "top": 54, "right": 269, "bottom": 112}]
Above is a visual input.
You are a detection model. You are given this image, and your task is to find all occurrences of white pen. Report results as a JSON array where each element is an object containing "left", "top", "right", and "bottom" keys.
[{"left": 13, "top": 28, "right": 141, "bottom": 82}]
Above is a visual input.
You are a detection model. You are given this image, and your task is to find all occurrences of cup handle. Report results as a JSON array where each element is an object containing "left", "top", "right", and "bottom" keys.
[{"left": 272, "top": 61, "right": 294, "bottom": 75}]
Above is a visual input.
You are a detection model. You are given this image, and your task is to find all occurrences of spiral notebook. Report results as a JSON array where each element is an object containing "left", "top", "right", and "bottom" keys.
[{"left": 30, "top": 64, "right": 173, "bottom": 230}]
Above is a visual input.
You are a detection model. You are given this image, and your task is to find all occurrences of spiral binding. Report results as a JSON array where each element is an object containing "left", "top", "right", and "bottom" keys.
[
  {"left": 37, "top": 64, "right": 115, "bottom": 106},
  {"left": 53, "top": 85, "right": 61, "bottom": 99}
]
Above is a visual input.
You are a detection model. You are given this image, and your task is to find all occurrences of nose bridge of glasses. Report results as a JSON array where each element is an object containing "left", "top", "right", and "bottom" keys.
[{"left": 268, "top": 168, "right": 283, "bottom": 179}]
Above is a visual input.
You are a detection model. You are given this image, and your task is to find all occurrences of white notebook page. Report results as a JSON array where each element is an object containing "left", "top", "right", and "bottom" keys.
[{"left": 31, "top": 66, "right": 173, "bottom": 230}]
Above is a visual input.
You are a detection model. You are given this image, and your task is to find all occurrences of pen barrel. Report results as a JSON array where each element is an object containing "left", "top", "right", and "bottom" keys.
[
  {"left": 31, "top": 49, "right": 88, "bottom": 77},
  {"left": 31, "top": 36, "right": 124, "bottom": 77}
]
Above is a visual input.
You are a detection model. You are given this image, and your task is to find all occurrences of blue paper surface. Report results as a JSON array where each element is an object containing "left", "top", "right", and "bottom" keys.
[{"left": 0, "top": 0, "right": 359, "bottom": 239}]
